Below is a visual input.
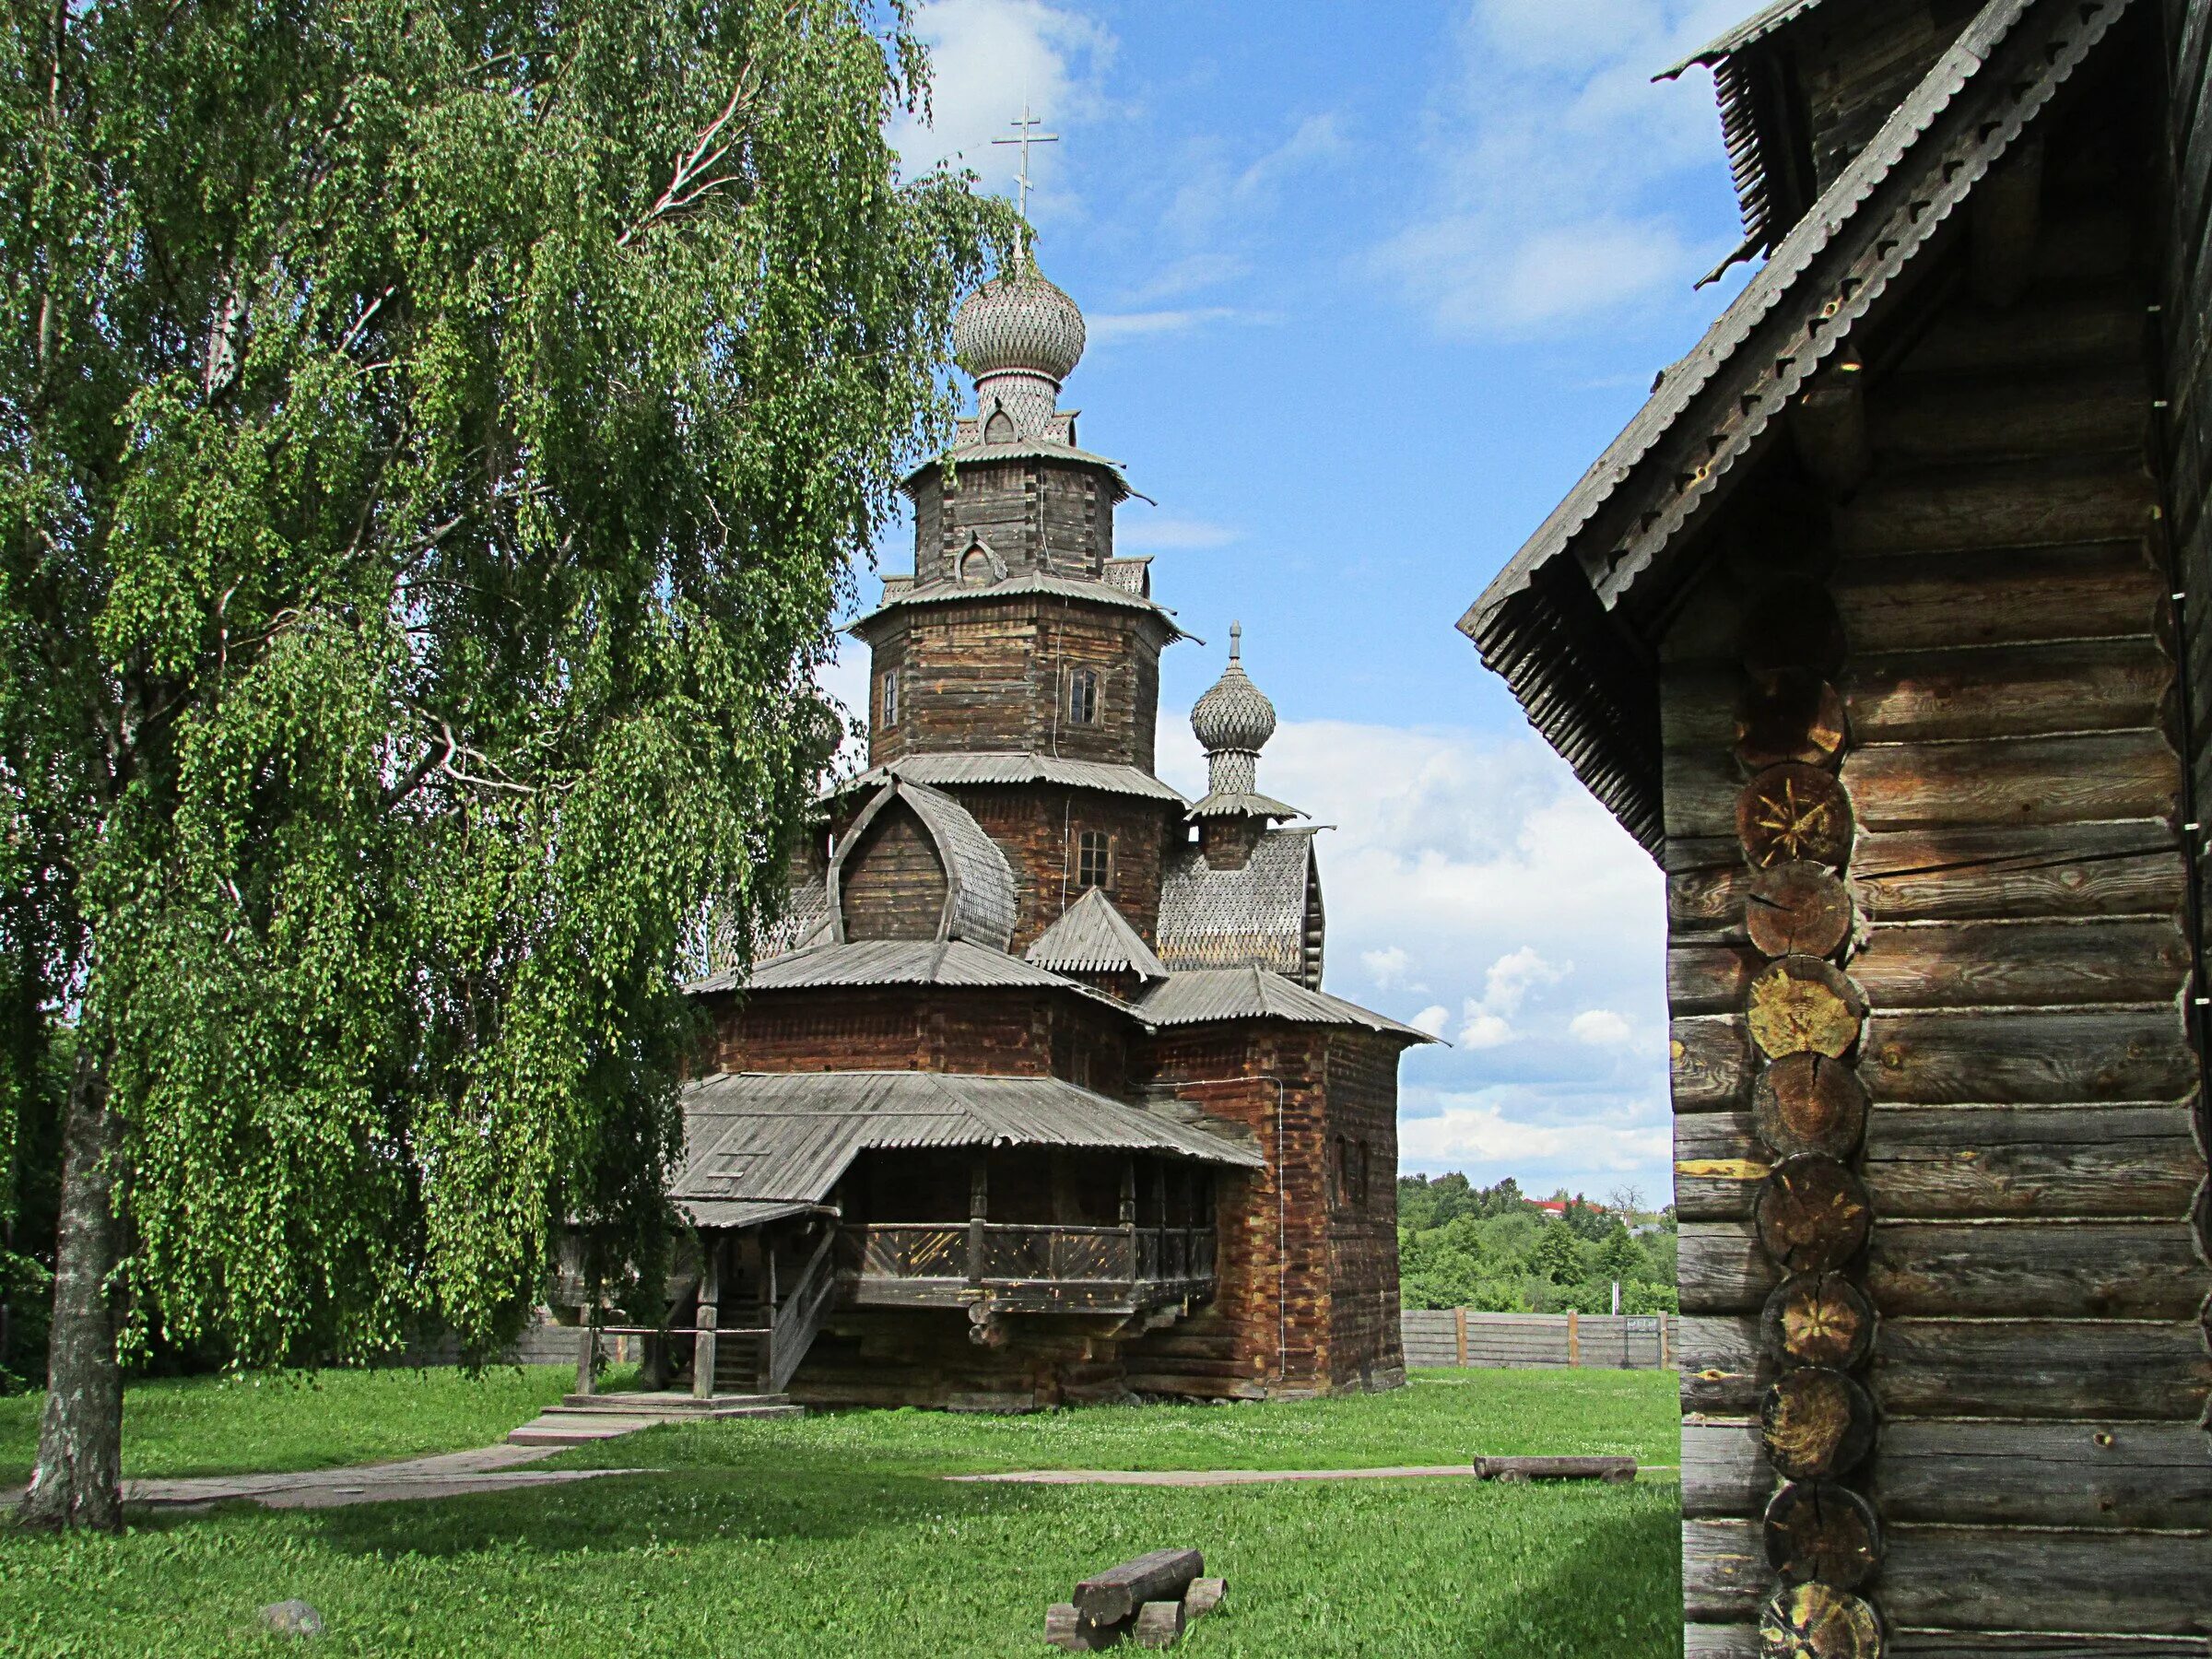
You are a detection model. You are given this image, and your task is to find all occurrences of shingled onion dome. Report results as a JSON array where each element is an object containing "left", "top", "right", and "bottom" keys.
[
  {"left": 1189, "top": 623, "right": 1301, "bottom": 822},
  {"left": 952, "top": 256, "right": 1086, "bottom": 441}
]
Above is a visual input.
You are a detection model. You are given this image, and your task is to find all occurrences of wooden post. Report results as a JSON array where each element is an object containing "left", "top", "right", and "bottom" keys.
[
  {"left": 968, "top": 1156, "right": 988, "bottom": 1286},
  {"left": 1660, "top": 1312, "right": 1671, "bottom": 1370},
  {"left": 693, "top": 1232, "right": 720, "bottom": 1401},
  {"left": 1454, "top": 1305, "right": 1469, "bottom": 1368},
  {"left": 576, "top": 1310, "right": 596, "bottom": 1396},
  {"left": 1121, "top": 1158, "right": 1138, "bottom": 1287},
  {"left": 1567, "top": 1308, "right": 1581, "bottom": 1368}
]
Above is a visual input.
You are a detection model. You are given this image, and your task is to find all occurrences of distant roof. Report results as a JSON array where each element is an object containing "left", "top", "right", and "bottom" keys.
[
  {"left": 1135, "top": 968, "right": 1438, "bottom": 1043},
  {"left": 688, "top": 937, "right": 1095, "bottom": 996},
  {"left": 670, "top": 1069, "right": 1265, "bottom": 1222},
  {"left": 850, "top": 569, "right": 1186, "bottom": 635},
  {"left": 1025, "top": 888, "right": 1168, "bottom": 980},
  {"left": 1158, "top": 828, "right": 1321, "bottom": 984},
  {"left": 1460, "top": 0, "right": 2114, "bottom": 852},
  {"left": 1186, "top": 790, "right": 1303, "bottom": 822},
  {"left": 830, "top": 751, "right": 1188, "bottom": 806}
]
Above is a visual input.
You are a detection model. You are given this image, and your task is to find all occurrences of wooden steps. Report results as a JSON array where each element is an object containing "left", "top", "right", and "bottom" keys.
[{"left": 506, "top": 1390, "right": 801, "bottom": 1447}]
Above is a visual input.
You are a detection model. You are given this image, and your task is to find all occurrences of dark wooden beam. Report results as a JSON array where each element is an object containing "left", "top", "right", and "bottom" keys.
[{"left": 1971, "top": 137, "right": 2044, "bottom": 309}]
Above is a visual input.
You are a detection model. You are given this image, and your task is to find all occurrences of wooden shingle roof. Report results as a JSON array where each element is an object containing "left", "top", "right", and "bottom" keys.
[{"left": 1024, "top": 888, "right": 1168, "bottom": 980}]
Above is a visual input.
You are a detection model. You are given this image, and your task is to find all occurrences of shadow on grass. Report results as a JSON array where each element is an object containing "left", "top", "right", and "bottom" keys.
[{"left": 1454, "top": 1488, "right": 1681, "bottom": 1656}]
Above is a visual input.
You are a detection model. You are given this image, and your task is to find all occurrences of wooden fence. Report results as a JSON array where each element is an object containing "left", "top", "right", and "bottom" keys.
[{"left": 1402, "top": 1309, "right": 1675, "bottom": 1371}]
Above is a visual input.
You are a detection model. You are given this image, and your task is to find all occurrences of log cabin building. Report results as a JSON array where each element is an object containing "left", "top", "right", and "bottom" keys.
[
  {"left": 1463, "top": 0, "right": 2212, "bottom": 1652},
  {"left": 653, "top": 257, "right": 1430, "bottom": 1412}
]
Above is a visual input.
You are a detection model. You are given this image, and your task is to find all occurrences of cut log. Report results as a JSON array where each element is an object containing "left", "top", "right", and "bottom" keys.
[
  {"left": 1133, "top": 1601, "right": 1184, "bottom": 1649},
  {"left": 1759, "top": 1583, "right": 1884, "bottom": 1659},
  {"left": 1675, "top": 1111, "right": 1770, "bottom": 1220},
  {"left": 1756, "top": 1158, "right": 1874, "bottom": 1275},
  {"left": 1471, "top": 1454, "right": 1636, "bottom": 1483},
  {"left": 1747, "top": 957, "right": 1866, "bottom": 1060},
  {"left": 1736, "top": 670, "right": 1850, "bottom": 771},
  {"left": 1830, "top": 539, "right": 2162, "bottom": 654},
  {"left": 1182, "top": 1579, "right": 1226, "bottom": 1619},
  {"left": 1878, "top": 1524, "right": 2212, "bottom": 1637},
  {"left": 1685, "top": 1517, "right": 1771, "bottom": 1619},
  {"left": 1669, "top": 941, "right": 1763, "bottom": 1015},
  {"left": 1075, "top": 1549, "right": 1205, "bottom": 1627},
  {"left": 1682, "top": 1419, "right": 1771, "bottom": 1518},
  {"left": 1680, "top": 1222, "right": 1785, "bottom": 1312},
  {"left": 1841, "top": 730, "right": 2180, "bottom": 834},
  {"left": 1678, "top": 1316, "right": 1776, "bottom": 1413},
  {"left": 1874, "top": 1418, "right": 2212, "bottom": 1529},
  {"left": 1830, "top": 453, "right": 2156, "bottom": 559},
  {"left": 1754, "top": 1054, "right": 1868, "bottom": 1159},
  {"left": 1046, "top": 1604, "right": 1116, "bottom": 1653},
  {"left": 1850, "top": 820, "right": 2184, "bottom": 924},
  {"left": 1742, "top": 578, "right": 1849, "bottom": 678},
  {"left": 1858, "top": 1006, "right": 2194, "bottom": 1104},
  {"left": 1760, "top": 1369, "right": 1877, "bottom": 1480},
  {"left": 1670, "top": 836, "right": 1755, "bottom": 938},
  {"left": 1763, "top": 1479, "right": 1882, "bottom": 1589},
  {"left": 1849, "top": 917, "right": 2190, "bottom": 1009},
  {"left": 1843, "top": 638, "right": 2171, "bottom": 746},
  {"left": 1738, "top": 765, "right": 1856, "bottom": 870},
  {"left": 1864, "top": 1219, "right": 2205, "bottom": 1319},
  {"left": 1873, "top": 1317, "right": 2212, "bottom": 1419},
  {"left": 1862, "top": 1102, "right": 2206, "bottom": 1219},
  {"left": 1674, "top": 1015, "right": 1756, "bottom": 1111},
  {"left": 1746, "top": 862, "right": 1855, "bottom": 959},
  {"left": 1761, "top": 1275, "right": 1877, "bottom": 1371}
]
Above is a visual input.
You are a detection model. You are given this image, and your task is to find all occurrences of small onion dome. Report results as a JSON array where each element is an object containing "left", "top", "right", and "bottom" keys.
[
  {"left": 953, "top": 260, "right": 1087, "bottom": 386},
  {"left": 1191, "top": 622, "right": 1277, "bottom": 757}
]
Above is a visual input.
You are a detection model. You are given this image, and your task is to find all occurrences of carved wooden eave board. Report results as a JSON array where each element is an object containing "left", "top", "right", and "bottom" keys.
[{"left": 1458, "top": 0, "right": 2133, "bottom": 854}]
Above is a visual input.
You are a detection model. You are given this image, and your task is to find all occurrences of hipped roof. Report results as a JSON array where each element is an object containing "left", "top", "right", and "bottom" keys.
[
  {"left": 1025, "top": 887, "right": 1169, "bottom": 980},
  {"left": 1457, "top": 0, "right": 2126, "bottom": 853}
]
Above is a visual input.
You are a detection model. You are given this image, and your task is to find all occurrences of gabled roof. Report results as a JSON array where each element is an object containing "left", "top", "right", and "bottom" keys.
[
  {"left": 1458, "top": 0, "right": 2127, "bottom": 853},
  {"left": 829, "top": 751, "right": 1189, "bottom": 806},
  {"left": 1186, "top": 790, "right": 1303, "bottom": 822},
  {"left": 1659, "top": 0, "right": 1836, "bottom": 77},
  {"left": 1025, "top": 888, "right": 1168, "bottom": 980},
  {"left": 1157, "top": 828, "right": 1322, "bottom": 983},
  {"left": 688, "top": 937, "right": 1084, "bottom": 995},
  {"left": 849, "top": 570, "right": 1188, "bottom": 638},
  {"left": 671, "top": 1069, "right": 1265, "bottom": 1224},
  {"left": 1135, "top": 968, "right": 1439, "bottom": 1044}
]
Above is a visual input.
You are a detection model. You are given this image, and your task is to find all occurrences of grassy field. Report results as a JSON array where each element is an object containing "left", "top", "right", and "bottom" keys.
[{"left": 0, "top": 1369, "right": 1682, "bottom": 1657}]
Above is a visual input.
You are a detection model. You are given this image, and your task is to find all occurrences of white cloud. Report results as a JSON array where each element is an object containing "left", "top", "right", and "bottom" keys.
[
  {"left": 1410, "top": 1004, "right": 1452, "bottom": 1040},
  {"left": 1363, "top": 946, "right": 1414, "bottom": 988},
  {"left": 1458, "top": 1010, "right": 1517, "bottom": 1051},
  {"left": 1379, "top": 0, "right": 1749, "bottom": 336},
  {"left": 1479, "top": 946, "right": 1571, "bottom": 1018},
  {"left": 1116, "top": 514, "right": 1241, "bottom": 551},
  {"left": 1400, "top": 1090, "right": 1671, "bottom": 1175},
  {"left": 1570, "top": 1008, "right": 1635, "bottom": 1048},
  {"left": 890, "top": 0, "right": 1113, "bottom": 233},
  {"left": 1088, "top": 307, "right": 1259, "bottom": 345}
]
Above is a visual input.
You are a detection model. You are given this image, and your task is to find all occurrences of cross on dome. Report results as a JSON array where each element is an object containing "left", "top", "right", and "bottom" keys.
[{"left": 990, "top": 103, "right": 1059, "bottom": 257}]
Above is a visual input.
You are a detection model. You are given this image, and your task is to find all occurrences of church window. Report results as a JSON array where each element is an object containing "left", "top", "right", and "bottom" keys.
[
  {"left": 878, "top": 672, "right": 899, "bottom": 727},
  {"left": 1066, "top": 667, "right": 1100, "bottom": 725},
  {"left": 1076, "top": 830, "right": 1112, "bottom": 890}
]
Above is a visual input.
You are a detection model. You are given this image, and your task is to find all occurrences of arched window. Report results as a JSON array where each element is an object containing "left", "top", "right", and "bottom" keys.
[
  {"left": 983, "top": 407, "right": 1015, "bottom": 442},
  {"left": 1065, "top": 667, "right": 1100, "bottom": 725}
]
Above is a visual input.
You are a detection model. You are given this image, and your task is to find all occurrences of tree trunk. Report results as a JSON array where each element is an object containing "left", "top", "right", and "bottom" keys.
[{"left": 18, "top": 1051, "right": 124, "bottom": 1532}]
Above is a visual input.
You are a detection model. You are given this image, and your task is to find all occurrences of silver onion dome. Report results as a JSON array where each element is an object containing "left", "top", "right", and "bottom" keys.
[
  {"left": 1191, "top": 622, "right": 1277, "bottom": 758},
  {"left": 953, "top": 261, "right": 1087, "bottom": 385}
]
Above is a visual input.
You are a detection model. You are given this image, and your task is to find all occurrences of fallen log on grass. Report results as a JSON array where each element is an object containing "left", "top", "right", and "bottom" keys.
[
  {"left": 1472, "top": 1455, "right": 1637, "bottom": 1484},
  {"left": 1050, "top": 1549, "right": 1222, "bottom": 1650},
  {"left": 1045, "top": 1604, "right": 1116, "bottom": 1652}
]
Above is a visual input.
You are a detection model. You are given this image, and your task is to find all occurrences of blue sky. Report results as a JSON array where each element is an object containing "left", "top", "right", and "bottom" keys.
[{"left": 843, "top": 0, "right": 1763, "bottom": 1206}]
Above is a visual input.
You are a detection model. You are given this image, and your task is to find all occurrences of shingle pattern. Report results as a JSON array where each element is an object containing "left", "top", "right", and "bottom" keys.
[
  {"left": 1135, "top": 968, "right": 1436, "bottom": 1042},
  {"left": 1024, "top": 888, "right": 1168, "bottom": 980},
  {"left": 1156, "top": 829, "right": 1317, "bottom": 980}
]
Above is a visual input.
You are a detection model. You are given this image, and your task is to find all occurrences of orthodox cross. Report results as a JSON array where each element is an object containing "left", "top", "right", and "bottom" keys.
[{"left": 992, "top": 103, "right": 1058, "bottom": 254}]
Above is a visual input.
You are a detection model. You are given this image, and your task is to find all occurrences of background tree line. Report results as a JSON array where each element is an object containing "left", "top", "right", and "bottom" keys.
[{"left": 1395, "top": 1173, "right": 1678, "bottom": 1315}]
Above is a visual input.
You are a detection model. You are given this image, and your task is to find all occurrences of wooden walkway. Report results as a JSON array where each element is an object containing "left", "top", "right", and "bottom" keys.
[
  {"left": 110, "top": 1445, "right": 641, "bottom": 1512},
  {"left": 946, "top": 1464, "right": 1677, "bottom": 1488}
]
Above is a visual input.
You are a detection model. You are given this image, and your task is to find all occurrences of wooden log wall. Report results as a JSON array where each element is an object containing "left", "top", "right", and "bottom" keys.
[
  {"left": 1322, "top": 1031, "right": 1407, "bottom": 1391},
  {"left": 1668, "top": 133, "right": 2209, "bottom": 1654}
]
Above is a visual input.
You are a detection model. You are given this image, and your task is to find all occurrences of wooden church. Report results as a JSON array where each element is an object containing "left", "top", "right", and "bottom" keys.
[
  {"left": 1464, "top": 0, "right": 2211, "bottom": 1652},
  {"left": 648, "top": 253, "right": 1429, "bottom": 1412}
]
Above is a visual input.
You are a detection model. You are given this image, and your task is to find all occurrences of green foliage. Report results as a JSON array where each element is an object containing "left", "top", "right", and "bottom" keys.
[
  {"left": 0, "top": 1371, "right": 1684, "bottom": 1655},
  {"left": 1395, "top": 1177, "right": 1677, "bottom": 1314},
  {"left": 0, "top": 1, "right": 1009, "bottom": 1369},
  {"left": 1533, "top": 1219, "right": 1583, "bottom": 1285}
]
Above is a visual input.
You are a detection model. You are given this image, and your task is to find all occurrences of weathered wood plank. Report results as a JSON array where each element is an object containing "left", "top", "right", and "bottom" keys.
[
  {"left": 1865, "top": 1220, "right": 2207, "bottom": 1319},
  {"left": 1899, "top": 288, "right": 2146, "bottom": 377},
  {"left": 1843, "top": 639, "right": 2171, "bottom": 744},
  {"left": 1672, "top": 1015, "right": 1754, "bottom": 1111},
  {"left": 1871, "top": 369, "right": 2152, "bottom": 466},
  {"left": 1862, "top": 1103, "right": 2206, "bottom": 1218},
  {"left": 1859, "top": 1007, "right": 2194, "bottom": 1104},
  {"left": 1874, "top": 1418, "right": 2212, "bottom": 1529},
  {"left": 1852, "top": 821, "right": 2185, "bottom": 924},
  {"left": 1668, "top": 943, "right": 1761, "bottom": 1016},
  {"left": 1832, "top": 454, "right": 2158, "bottom": 558},
  {"left": 1665, "top": 748, "right": 1748, "bottom": 842},
  {"left": 1841, "top": 731, "right": 2181, "bottom": 832},
  {"left": 1682, "top": 1518, "right": 1764, "bottom": 1620},
  {"left": 1873, "top": 1319, "right": 2212, "bottom": 1419},
  {"left": 1675, "top": 1113, "right": 1763, "bottom": 1221},
  {"left": 1832, "top": 540, "right": 2162, "bottom": 653},
  {"left": 1683, "top": 1626, "right": 1759, "bottom": 1659},
  {"left": 1888, "top": 1634, "right": 2209, "bottom": 1656},
  {"left": 1850, "top": 918, "right": 2191, "bottom": 1008},
  {"left": 1677, "top": 1317, "right": 1772, "bottom": 1415},
  {"left": 1681, "top": 1418, "right": 1769, "bottom": 1518},
  {"left": 1880, "top": 1526, "right": 2212, "bottom": 1636},
  {"left": 1668, "top": 836, "right": 1752, "bottom": 939},
  {"left": 1677, "top": 1222, "right": 1780, "bottom": 1314}
]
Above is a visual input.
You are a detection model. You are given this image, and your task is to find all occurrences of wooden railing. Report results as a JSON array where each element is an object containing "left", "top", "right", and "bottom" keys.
[{"left": 854, "top": 1222, "right": 1217, "bottom": 1288}]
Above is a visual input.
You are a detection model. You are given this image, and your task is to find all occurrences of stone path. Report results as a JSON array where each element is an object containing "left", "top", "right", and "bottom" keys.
[
  {"left": 945, "top": 1463, "right": 1677, "bottom": 1488},
  {"left": 118, "top": 1444, "right": 641, "bottom": 1512}
]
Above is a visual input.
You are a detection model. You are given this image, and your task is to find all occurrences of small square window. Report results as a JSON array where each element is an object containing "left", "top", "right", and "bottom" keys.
[
  {"left": 879, "top": 673, "right": 899, "bottom": 726},
  {"left": 1066, "top": 668, "right": 1100, "bottom": 725},
  {"left": 1077, "top": 830, "right": 1112, "bottom": 890}
]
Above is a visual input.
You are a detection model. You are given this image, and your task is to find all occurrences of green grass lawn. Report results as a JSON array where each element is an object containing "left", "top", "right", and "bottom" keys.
[
  {"left": 0, "top": 1369, "right": 1683, "bottom": 1658},
  {"left": 0, "top": 1364, "right": 622, "bottom": 1488}
]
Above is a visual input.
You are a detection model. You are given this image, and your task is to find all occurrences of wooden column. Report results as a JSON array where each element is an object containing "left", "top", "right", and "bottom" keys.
[
  {"left": 968, "top": 1155, "right": 988, "bottom": 1287},
  {"left": 576, "top": 1309, "right": 596, "bottom": 1397},
  {"left": 1121, "top": 1158, "right": 1138, "bottom": 1288},
  {"left": 1567, "top": 1308, "right": 1580, "bottom": 1367},
  {"left": 1454, "top": 1305, "right": 1469, "bottom": 1368},
  {"left": 692, "top": 1232, "right": 721, "bottom": 1402}
]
